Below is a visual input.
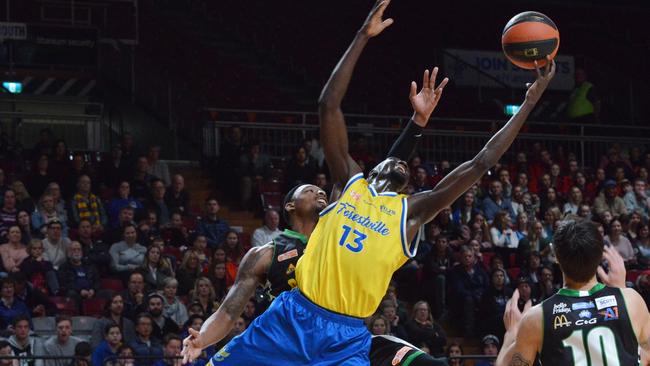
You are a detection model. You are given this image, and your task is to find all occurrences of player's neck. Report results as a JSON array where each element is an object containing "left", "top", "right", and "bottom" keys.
[
  {"left": 291, "top": 218, "right": 318, "bottom": 239},
  {"left": 563, "top": 275, "right": 598, "bottom": 292}
]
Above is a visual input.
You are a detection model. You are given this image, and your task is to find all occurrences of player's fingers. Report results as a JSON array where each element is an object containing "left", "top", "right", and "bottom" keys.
[
  {"left": 429, "top": 67, "right": 439, "bottom": 89},
  {"left": 549, "top": 59, "right": 557, "bottom": 77},
  {"left": 376, "top": 0, "right": 390, "bottom": 17},
  {"left": 410, "top": 81, "right": 417, "bottom": 99},
  {"left": 382, "top": 18, "right": 394, "bottom": 28},
  {"left": 422, "top": 69, "right": 429, "bottom": 90},
  {"left": 597, "top": 265, "right": 608, "bottom": 281},
  {"left": 534, "top": 60, "right": 542, "bottom": 78},
  {"left": 524, "top": 299, "right": 533, "bottom": 313},
  {"left": 188, "top": 328, "right": 199, "bottom": 337},
  {"left": 436, "top": 77, "right": 449, "bottom": 93}
]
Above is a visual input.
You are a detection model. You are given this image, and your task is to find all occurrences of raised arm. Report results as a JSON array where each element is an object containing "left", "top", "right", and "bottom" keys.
[
  {"left": 319, "top": 0, "right": 393, "bottom": 197},
  {"left": 181, "top": 244, "right": 272, "bottom": 363},
  {"left": 406, "top": 59, "right": 556, "bottom": 237}
]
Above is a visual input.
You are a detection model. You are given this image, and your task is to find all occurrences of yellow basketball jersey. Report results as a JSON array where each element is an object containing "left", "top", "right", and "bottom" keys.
[{"left": 295, "top": 173, "right": 419, "bottom": 318}]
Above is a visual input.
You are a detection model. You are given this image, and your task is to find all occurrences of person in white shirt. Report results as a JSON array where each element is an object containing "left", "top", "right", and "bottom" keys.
[
  {"left": 563, "top": 186, "right": 583, "bottom": 215},
  {"left": 251, "top": 210, "right": 281, "bottom": 247}
]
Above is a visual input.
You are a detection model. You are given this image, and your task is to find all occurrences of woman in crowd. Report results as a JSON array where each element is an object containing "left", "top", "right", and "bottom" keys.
[
  {"left": 480, "top": 268, "right": 512, "bottom": 342},
  {"left": 11, "top": 181, "right": 35, "bottom": 214},
  {"left": 627, "top": 211, "right": 643, "bottom": 240},
  {"left": 190, "top": 234, "right": 210, "bottom": 271},
  {"left": 176, "top": 250, "right": 202, "bottom": 296},
  {"left": 160, "top": 277, "right": 188, "bottom": 327},
  {"left": 19, "top": 239, "right": 57, "bottom": 294},
  {"left": 541, "top": 207, "right": 562, "bottom": 239},
  {"left": 452, "top": 192, "right": 479, "bottom": 226},
  {"left": 190, "top": 277, "right": 219, "bottom": 315},
  {"left": 514, "top": 212, "right": 529, "bottom": 241},
  {"left": 378, "top": 300, "right": 408, "bottom": 340},
  {"left": 634, "top": 223, "right": 650, "bottom": 268},
  {"left": 109, "top": 224, "right": 146, "bottom": 276},
  {"left": 223, "top": 231, "right": 244, "bottom": 284},
  {"left": 605, "top": 219, "right": 637, "bottom": 266},
  {"left": 0, "top": 226, "right": 28, "bottom": 273},
  {"left": 490, "top": 211, "right": 519, "bottom": 265},
  {"left": 106, "top": 344, "right": 135, "bottom": 366},
  {"left": 563, "top": 186, "right": 583, "bottom": 215},
  {"left": 540, "top": 187, "right": 562, "bottom": 218},
  {"left": 404, "top": 301, "right": 447, "bottom": 357},
  {"left": 16, "top": 210, "right": 34, "bottom": 244},
  {"left": 469, "top": 213, "right": 493, "bottom": 250},
  {"left": 91, "top": 294, "right": 136, "bottom": 348},
  {"left": 516, "top": 220, "right": 550, "bottom": 268},
  {"left": 367, "top": 314, "right": 390, "bottom": 336},
  {"left": 140, "top": 245, "right": 173, "bottom": 291},
  {"left": 31, "top": 194, "right": 68, "bottom": 237},
  {"left": 207, "top": 260, "right": 228, "bottom": 303},
  {"left": 92, "top": 323, "right": 123, "bottom": 366},
  {"left": 447, "top": 342, "right": 465, "bottom": 366}
]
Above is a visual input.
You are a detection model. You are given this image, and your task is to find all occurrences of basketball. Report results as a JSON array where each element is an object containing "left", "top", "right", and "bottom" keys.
[{"left": 502, "top": 11, "right": 560, "bottom": 69}]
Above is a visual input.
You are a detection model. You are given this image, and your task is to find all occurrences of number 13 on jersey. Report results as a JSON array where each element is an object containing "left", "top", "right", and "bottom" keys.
[{"left": 339, "top": 225, "right": 366, "bottom": 253}]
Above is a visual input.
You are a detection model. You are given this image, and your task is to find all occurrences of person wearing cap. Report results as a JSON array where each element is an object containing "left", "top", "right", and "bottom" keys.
[
  {"left": 593, "top": 179, "right": 628, "bottom": 220},
  {"left": 515, "top": 275, "right": 538, "bottom": 311},
  {"left": 475, "top": 335, "right": 499, "bottom": 366}
]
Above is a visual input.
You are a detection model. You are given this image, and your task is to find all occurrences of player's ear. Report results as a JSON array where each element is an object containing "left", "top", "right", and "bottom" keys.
[{"left": 285, "top": 201, "right": 295, "bottom": 216}]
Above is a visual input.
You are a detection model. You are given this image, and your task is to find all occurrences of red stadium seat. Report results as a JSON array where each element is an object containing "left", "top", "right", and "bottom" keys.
[
  {"left": 183, "top": 216, "right": 198, "bottom": 231},
  {"left": 509, "top": 254, "right": 517, "bottom": 268},
  {"left": 51, "top": 297, "right": 78, "bottom": 316},
  {"left": 82, "top": 298, "right": 107, "bottom": 317},
  {"left": 100, "top": 278, "right": 124, "bottom": 293},
  {"left": 507, "top": 267, "right": 521, "bottom": 280},
  {"left": 482, "top": 252, "right": 495, "bottom": 269},
  {"left": 240, "top": 232, "right": 251, "bottom": 251},
  {"left": 261, "top": 192, "right": 283, "bottom": 211},
  {"left": 259, "top": 181, "right": 283, "bottom": 193},
  {"left": 163, "top": 246, "right": 183, "bottom": 262},
  {"left": 626, "top": 270, "right": 642, "bottom": 284}
]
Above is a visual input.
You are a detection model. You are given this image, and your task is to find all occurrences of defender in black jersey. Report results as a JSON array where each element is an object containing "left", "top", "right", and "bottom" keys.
[{"left": 497, "top": 219, "right": 650, "bottom": 366}]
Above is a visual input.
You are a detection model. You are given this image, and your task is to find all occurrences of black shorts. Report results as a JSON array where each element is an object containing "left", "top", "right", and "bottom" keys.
[{"left": 370, "top": 335, "right": 448, "bottom": 366}]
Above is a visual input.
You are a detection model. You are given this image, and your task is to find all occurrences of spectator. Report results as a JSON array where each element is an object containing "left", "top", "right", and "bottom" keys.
[
  {"left": 206, "top": 261, "right": 227, "bottom": 303},
  {"left": 120, "top": 133, "right": 139, "bottom": 175},
  {"left": 448, "top": 246, "right": 489, "bottom": 336},
  {"left": 44, "top": 183, "right": 67, "bottom": 220},
  {"left": 146, "top": 294, "right": 180, "bottom": 340},
  {"left": 196, "top": 198, "right": 230, "bottom": 249},
  {"left": 176, "top": 251, "right": 202, "bottom": 296},
  {"left": 423, "top": 235, "right": 454, "bottom": 319},
  {"left": 237, "top": 141, "right": 270, "bottom": 210},
  {"left": 481, "top": 181, "right": 515, "bottom": 223},
  {"left": 131, "top": 157, "right": 156, "bottom": 203},
  {"left": 447, "top": 342, "right": 465, "bottom": 366},
  {"left": 105, "top": 207, "right": 137, "bottom": 246},
  {"left": 25, "top": 155, "right": 54, "bottom": 199},
  {"left": 129, "top": 313, "right": 163, "bottom": 366},
  {"left": 0, "top": 170, "right": 7, "bottom": 201},
  {"left": 577, "top": 203, "right": 592, "bottom": 220},
  {"left": 164, "top": 175, "right": 189, "bottom": 216},
  {"left": 604, "top": 219, "right": 636, "bottom": 265},
  {"left": 628, "top": 211, "right": 643, "bottom": 240},
  {"left": 0, "top": 340, "right": 17, "bottom": 366},
  {"left": 162, "top": 212, "right": 188, "bottom": 248},
  {"left": 42, "top": 221, "right": 71, "bottom": 270},
  {"left": 92, "top": 323, "right": 123, "bottom": 366},
  {"left": 480, "top": 268, "right": 512, "bottom": 342},
  {"left": 514, "top": 212, "right": 528, "bottom": 241},
  {"left": 32, "top": 194, "right": 68, "bottom": 237},
  {"left": 190, "top": 277, "right": 219, "bottom": 315},
  {"left": 109, "top": 344, "right": 135, "bottom": 366},
  {"left": 16, "top": 210, "right": 34, "bottom": 245},
  {"left": 285, "top": 145, "right": 318, "bottom": 190},
  {"left": 107, "top": 182, "right": 143, "bottom": 228},
  {"left": 13, "top": 271, "right": 55, "bottom": 317},
  {"left": 367, "top": 314, "right": 390, "bottom": 336},
  {"left": 452, "top": 192, "right": 479, "bottom": 226},
  {"left": 147, "top": 180, "right": 171, "bottom": 226},
  {"left": 475, "top": 334, "right": 499, "bottom": 366},
  {"left": 12, "top": 181, "right": 35, "bottom": 214},
  {"left": 160, "top": 278, "right": 188, "bottom": 328},
  {"left": 410, "top": 166, "right": 433, "bottom": 193},
  {"left": 470, "top": 214, "right": 493, "bottom": 250},
  {"left": 0, "top": 189, "right": 18, "bottom": 240},
  {"left": 516, "top": 275, "right": 538, "bottom": 310},
  {"left": 549, "top": 164, "right": 570, "bottom": 195},
  {"left": 541, "top": 207, "right": 562, "bottom": 240},
  {"left": 537, "top": 265, "right": 559, "bottom": 300},
  {"left": 624, "top": 178, "right": 650, "bottom": 221},
  {"left": 251, "top": 210, "right": 281, "bottom": 247},
  {"left": 223, "top": 231, "right": 244, "bottom": 280},
  {"left": 70, "top": 175, "right": 107, "bottom": 233},
  {"left": 19, "top": 239, "right": 57, "bottom": 295},
  {"left": 153, "top": 334, "right": 182, "bottom": 366},
  {"left": 539, "top": 187, "right": 561, "bottom": 217},
  {"left": 65, "top": 153, "right": 93, "bottom": 200},
  {"left": 110, "top": 224, "right": 147, "bottom": 275},
  {"left": 121, "top": 272, "right": 147, "bottom": 321},
  {"left": 377, "top": 300, "right": 408, "bottom": 341},
  {"left": 147, "top": 146, "right": 170, "bottom": 186},
  {"left": 76, "top": 219, "right": 111, "bottom": 274},
  {"left": 521, "top": 251, "right": 543, "bottom": 288},
  {"left": 635, "top": 223, "right": 650, "bottom": 268},
  {"left": 0, "top": 278, "right": 29, "bottom": 327},
  {"left": 57, "top": 241, "right": 100, "bottom": 302},
  {"left": 563, "top": 186, "right": 583, "bottom": 215},
  {"left": 566, "top": 67, "right": 600, "bottom": 123},
  {"left": 141, "top": 245, "right": 173, "bottom": 291},
  {"left": 593, "top": 180, "right": 628, "bottom": 220},
  {"left": 43, "top": 316, "right": 81, "bottom": 366},
  {"left": 8, "top": 315, "right": 44, "bottom": 366},
  {"left": 98, "top": 145, "right": 130, "bottom": 191},
  {"left": 510, "top": 185, "right": 525, "bottom": 217},
  {"left": 404, "top": 301, "right": 446, "bottom": 357},
  {"left": 490, "top": 211, "right": 519, "bottom": 264},
  {"left": 91, "top": 294, "right": 136, "bottom": 348},
  {"left": 433, "top": 208, "right": 462, "bottom": 244},
  {"left": 0, "top": 226, "right": 28, "bottom": 273}
]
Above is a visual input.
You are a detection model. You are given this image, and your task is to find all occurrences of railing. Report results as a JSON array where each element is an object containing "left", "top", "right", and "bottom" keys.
[{"left": 203, "top": 109, "right": 649, "bottom": 169}]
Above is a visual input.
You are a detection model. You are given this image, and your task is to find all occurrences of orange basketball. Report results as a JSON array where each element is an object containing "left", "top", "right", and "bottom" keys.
[{"left": 502, "top": 11, "right": 560, "bottom": 70}]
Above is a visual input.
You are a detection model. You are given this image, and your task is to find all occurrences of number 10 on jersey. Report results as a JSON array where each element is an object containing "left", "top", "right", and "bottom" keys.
[{"left": 339, "top": 225, "right": 366, "bottom": 253}]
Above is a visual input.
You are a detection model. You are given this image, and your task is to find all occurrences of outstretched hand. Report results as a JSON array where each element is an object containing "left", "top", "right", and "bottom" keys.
[
  {"left": 360, "top": 0, "right": 394, "bottom": 38},
  {"left": 597, "top": 245, "right": 627, "bottom": 288},
  {"left": 503, "top": 289, "right": 532, "bottom": 333},
  {"left": 409, "top": 67, "right": 449, "bottom": 126},
  {"left": 524, "top": 55, "right": 556, "bottom": 105},
  {"left": 181, "top": 328, "right": 204, "bottom": 364}
]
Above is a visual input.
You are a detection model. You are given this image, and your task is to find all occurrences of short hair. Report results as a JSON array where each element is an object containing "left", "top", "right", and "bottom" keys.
[
  {"left": 0, "top": 340, "right": 10, "bottom": 350},
  {"left": 282, "top": 185, "right": 301, "bottom": 222},
  {"left": 553, "top": 219, "right": 604, "bottom": 282},
  {"left": 74, "top": 342, "right": 92, "bottom": 357},
  {"left": 55, "top": 315, "right": 72, "bottom": 326},
  {"left": 104, "top": 322, "right": 120, "bottom": 336},
  {"left": 163, "top": 333, "right": 182, "bottom": 346},
  {"left": 135, "top": 313, "right": 153, "bottom": 325},
  {"left": 12, "top": 315, "right": 30, "bottom": 327}
]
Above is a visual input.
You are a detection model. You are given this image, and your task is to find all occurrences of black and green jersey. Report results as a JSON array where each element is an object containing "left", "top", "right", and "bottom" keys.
[
  {"left": 540, "top": 283, "right": 638, "bottom": 365},
  {"left": 266, "top": 229, "right": 307, "bottom": 298}
]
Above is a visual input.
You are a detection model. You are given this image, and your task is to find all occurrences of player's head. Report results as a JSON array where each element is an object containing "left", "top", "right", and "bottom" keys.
[
  {"left": 368, "top": 157, "right": 409, "bottom": 193},
  {"left": 283, "top": 184, "right": 328, "bottom": 224},
  {"left": 553, "top": 219, "right": 603, "bottom": 283}
]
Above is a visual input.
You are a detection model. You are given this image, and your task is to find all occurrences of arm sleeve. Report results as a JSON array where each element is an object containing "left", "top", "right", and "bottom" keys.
[{"left": 386, "top": 119, "right": 424, "bottom": 161}]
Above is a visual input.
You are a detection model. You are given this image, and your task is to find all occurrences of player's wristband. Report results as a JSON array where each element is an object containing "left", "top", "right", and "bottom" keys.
[{"left": 387, "top": 119, "right": 424, "bottom": 161}]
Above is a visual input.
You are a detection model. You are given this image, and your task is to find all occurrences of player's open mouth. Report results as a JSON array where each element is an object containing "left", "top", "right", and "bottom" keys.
[
  {"left": 396, "top": 165, "right": 406, "bottom": 174},
  {"left": 317, "top": 198, "right": 328, "bottom": 205}
]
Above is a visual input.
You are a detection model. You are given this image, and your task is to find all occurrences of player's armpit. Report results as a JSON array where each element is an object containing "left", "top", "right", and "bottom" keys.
[{"left": 509, "top": 353, "right": 533, "bottom": 366}]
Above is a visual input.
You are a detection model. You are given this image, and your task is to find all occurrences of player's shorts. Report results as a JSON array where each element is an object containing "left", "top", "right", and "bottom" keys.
[
  {"left": 370, "top": 335, "right": 448, "bottom": 366},
  {"left": 207, "top": 289, "right": 372, "bottom": 365}
]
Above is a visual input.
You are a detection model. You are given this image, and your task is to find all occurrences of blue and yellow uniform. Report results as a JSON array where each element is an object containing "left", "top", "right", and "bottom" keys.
[{"left": 209, "top": 173, "right": 418, "bottom": 365}]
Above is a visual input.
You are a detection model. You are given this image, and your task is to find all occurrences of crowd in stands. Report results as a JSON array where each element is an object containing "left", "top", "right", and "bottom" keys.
[{"left": 0, "top": 125, "right": 647, "bottom": 365}]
